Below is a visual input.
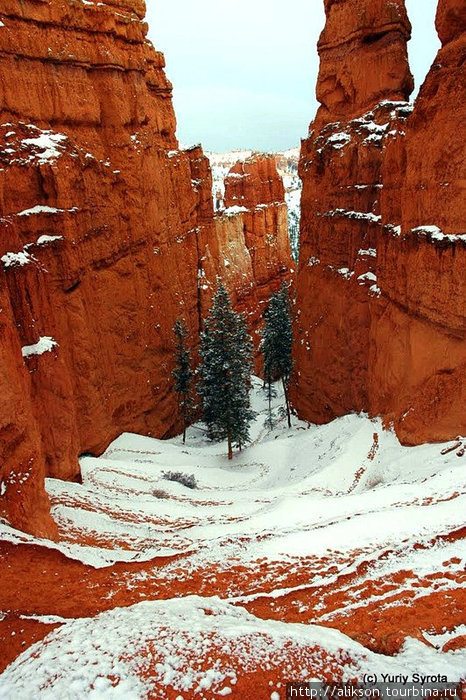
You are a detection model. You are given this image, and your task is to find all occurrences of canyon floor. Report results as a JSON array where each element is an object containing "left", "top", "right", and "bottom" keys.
[{"left": 0, "top": 379, "right": 465, "bottom": 698}]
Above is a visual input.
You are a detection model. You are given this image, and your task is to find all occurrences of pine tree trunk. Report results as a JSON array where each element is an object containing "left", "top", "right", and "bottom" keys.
[
  {"left": 227, "top": 433, "right": 233, "bottom": 460},
  {"left": 268, "top": 378, "right": 273, "bottom": 430},
  {"left": 282, "top": 378, "right": 291, "bottom": 428},
  {"left": 182, "top": 426, "right": 186, "bottom": 444}
]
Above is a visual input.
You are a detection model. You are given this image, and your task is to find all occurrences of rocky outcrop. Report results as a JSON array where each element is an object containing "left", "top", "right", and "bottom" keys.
[
  {"left": 0, "top": 2, "right": 292, "bottom": 537},
  {"left": 0, "top": 0, "right": 203, "bottom": 537},
  {"left": 372, "top": 0, "right": 466, "bottom": 443},
  {"left": 293, "top": 0, "right": 414, "bottom": 425},
  {"left": 436, "top": 0, "right": 466, "bottom": 45},
  {"left": 292, "top": 0, "right": 466, "bottom": 444},
  {"left": 223, "top": 155, "right": 285, "bottom": 210},
  {"left": 213, "top": 155, "right": 294, "bottom": 358},
  {"left": 315, "top": 0, "right": 413, "bottom": 127}
]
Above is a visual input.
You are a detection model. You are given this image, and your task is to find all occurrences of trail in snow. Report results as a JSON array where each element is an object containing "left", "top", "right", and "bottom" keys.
[{"left": 0, "top": 379, "right": 464, "bottom": 698}]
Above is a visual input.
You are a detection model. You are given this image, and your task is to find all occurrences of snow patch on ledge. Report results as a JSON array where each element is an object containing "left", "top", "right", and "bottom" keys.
[
  {"left": 411, "top": 225, "right": 466, "bottom": 243},
  {"left": 1, "top": 234, "right": 64, "bottom": 269},
  {"left": 327, "top": 265, "right": 354, "bottom": 280},
  {"left": 326, "top": 132, "right": 351, "bottom": 149},
  {"left": 17, "top": 205, "right": 77, "bottom": 217},
  {"left": 385, "top": 223, "right": 402, "bottom": 236},
  {"left": 222, "top": 206, "right": 249, "bottom": 216},
  {"left": 336, "top": 267, "right": 354, "bottom": 280},
  {"left": 358, "top": 271, "right": 377, "bottom": 285},
  {"left": 21, "top": 132, "right": 67, "bottom": 163},
  {"left": 36, "top": 235, "right": 64, "bottom": 246},
  {"left": 225, "top": 172, "right": 251, "bottom": 179},
  {"left": 378, "top": 99, "right": 414, "bottom": 114},
  {"left": 22, "top": 336, "right": 58, "bottom": 358},
  {"left": 1, "top": 250, "right": 35, "bottom": 268},
  {"left": 323, "top": 209, "right": 381, "bottom": 224}
]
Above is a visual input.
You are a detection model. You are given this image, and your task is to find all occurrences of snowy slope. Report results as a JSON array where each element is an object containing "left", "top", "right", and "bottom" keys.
[
  {"left": 0, "top": 379, "right": 464, "bottom": 697},
  {"left": 1, "top": 597, "right": 464, "bottom": 699}
]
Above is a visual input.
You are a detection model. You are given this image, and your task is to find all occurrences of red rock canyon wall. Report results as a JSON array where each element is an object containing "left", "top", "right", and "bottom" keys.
[
  {"left": 292, "top": 0, "right": 466, "bottom": 444},
  {"left": 0, "top": 1, "right": 292, "bottom": 537},
  {"left": 215, "top": 155, "right": 294, "bottom": 357}
]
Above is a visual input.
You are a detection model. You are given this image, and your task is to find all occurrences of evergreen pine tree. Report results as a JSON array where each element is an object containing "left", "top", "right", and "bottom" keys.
[
  {"left": 262, "top": 282, "right": 293, "bottom": 428},
  {"left": 198, "top": 283, "right": 255, "bottom": 459},
  {"left": 172, "top": 319, "right": 194, "bottom": 444}
]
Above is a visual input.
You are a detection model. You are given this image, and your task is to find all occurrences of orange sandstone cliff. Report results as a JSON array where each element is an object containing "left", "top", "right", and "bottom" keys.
[
  {"left": 212, "top": 155, "right": 294, "bottom": 356},
  {"left": 292, "top": 0, "right": 466, "bottom": 444},
  {"left": 179, "top": 150, "right": 294, "bottom": 358},
  {"left": 373, "top": 0, "right": 466, "bottom": 442},
  {"left": 0, "top": 1, "right": 292, "bottom": 537}
]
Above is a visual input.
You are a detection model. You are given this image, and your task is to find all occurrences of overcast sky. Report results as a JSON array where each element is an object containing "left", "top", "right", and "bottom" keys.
[{"left": 146, "top": 0, "right": 440, "bottom": 152}]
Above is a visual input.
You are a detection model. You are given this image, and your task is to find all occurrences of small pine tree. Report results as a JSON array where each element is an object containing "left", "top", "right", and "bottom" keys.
[
  {"left": 172, "top": 319, "right": 194, "bottom": 444},
  {"left": 263, "top": 282, "right": 293, "bottom": 428},
  {"left": 199, "top": 283, "right": 255, "bottom": 459}
]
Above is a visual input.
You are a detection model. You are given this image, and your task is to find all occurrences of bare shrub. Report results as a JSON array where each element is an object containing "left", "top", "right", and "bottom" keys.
[{"left": 162, "top": 471, "right": 197, "bottom": 489}]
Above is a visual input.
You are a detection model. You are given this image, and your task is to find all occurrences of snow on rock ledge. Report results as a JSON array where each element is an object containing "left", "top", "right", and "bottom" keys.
[
  {"left": 322, "top": 209, "right": 381, "bottom": 224},
  {"left": 222, "top": 205, "right": 249, "bottom": 216},
  {"left": 1, "top": 250, "right": 35, "bottom": 268},
  {"left": 0, "top": 123, "right": 68, "bottom": 166},
  {"left": 411, "top": 225, "right": 466, "bottom": 244},
  {"left": 22, "top": 336, "right": 58, "bottom": 358}
]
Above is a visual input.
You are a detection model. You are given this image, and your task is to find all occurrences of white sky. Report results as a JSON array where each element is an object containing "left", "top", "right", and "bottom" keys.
[{"left": 146, "top": 0, "right": 440, "bottom": 152}]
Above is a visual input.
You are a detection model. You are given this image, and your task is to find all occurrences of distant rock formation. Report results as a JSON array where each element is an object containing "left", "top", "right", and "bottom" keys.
[
  {"left": 209, "top": 149, "right": 301, "bottom": 260},
  {"left": 292, "top": 0, "right": 466, "bottom": 444},
  {"left": 0, "top": 2, "right": 292, "bottom": 537},
  {"left": 213, "top": 155, "right": 294, "bottom": 359}
]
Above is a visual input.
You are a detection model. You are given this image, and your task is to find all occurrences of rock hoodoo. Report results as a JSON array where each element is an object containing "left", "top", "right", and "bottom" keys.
[
  {"left": 292, "top": 0, "right": 466, "bottom": 444},
  {"left": 0, "top": 1, "right": 292, "bottom": 537},
  {"left": 315, "top": 0, "right": 413, "bottom": 125},
  {"left": 182, "top": 151, "right": 294, "bottom": 359},
  {"left": 213, "top": 155, "right": 294, "bottom": 356},
  {"left": 372, "top": 0, "right": 466, "bottom": 442}
]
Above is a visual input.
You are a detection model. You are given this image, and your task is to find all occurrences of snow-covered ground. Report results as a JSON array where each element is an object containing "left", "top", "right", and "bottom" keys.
[
  {"left": 1, "top": 597, "right": 464, "bottom": 699},
  {"left": 0, "top": 379, "right": 464, "bottom": 697}
]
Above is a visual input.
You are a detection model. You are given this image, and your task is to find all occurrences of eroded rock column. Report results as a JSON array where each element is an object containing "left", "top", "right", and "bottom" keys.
[
  {"left": 292, "top": 0, "right": 413, "bottom": 423},
  {"left": 293, "top": 0, "right": 465, "bottom": 444}
]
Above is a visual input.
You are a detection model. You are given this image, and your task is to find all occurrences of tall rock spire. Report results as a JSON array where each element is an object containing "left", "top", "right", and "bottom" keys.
[
  {"left": 292, "top": 0, "right": 414, "bottom": 427},
  {"left": 315, "top": 0, "right": 413, "bottom": 126},
  {"left": 292, "top": 0, "right": 466, "bottom": 445}
]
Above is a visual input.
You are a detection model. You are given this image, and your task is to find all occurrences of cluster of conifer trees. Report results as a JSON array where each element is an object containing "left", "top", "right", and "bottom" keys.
[{"left": 172, "top": 281, "right": 292, "bottom": 459}]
